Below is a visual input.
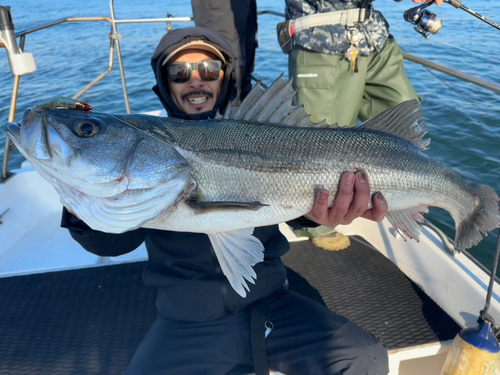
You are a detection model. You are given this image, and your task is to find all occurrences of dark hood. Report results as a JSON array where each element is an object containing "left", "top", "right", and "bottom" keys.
[{"left": 151, "top": 27, "right": 237, "bottom": 121}]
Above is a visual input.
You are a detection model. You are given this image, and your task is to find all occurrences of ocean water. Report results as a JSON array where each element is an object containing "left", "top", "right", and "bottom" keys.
[{"left": 1, "top": 0, "right": 499, "bottom": 270}]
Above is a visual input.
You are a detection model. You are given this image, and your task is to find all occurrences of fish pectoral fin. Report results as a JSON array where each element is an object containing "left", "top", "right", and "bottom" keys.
[
  {"left": 187, "top": 198, "right": 269, "bottom": 211},
  {"left": 208, "top": 228, "right": 265, "bottom": 298},
  {"left": 386, "top": 205, "right": 429, "bottom": 242}
]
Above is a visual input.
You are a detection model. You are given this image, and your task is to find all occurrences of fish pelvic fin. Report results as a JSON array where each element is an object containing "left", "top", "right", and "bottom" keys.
[
  {"left": 208, "top": 228, "right": 265, "bottom": 298},
  {"left": 386, "top": 205, "right": 429, "bottom": 242},
  {"left": 215, "top": 75, "right": 338, "bottom": 128},
  {"left": 358, "top": 100, "right": 430, "bottom": 151},
  {"left": 454, "top": 184, "right": 500, "bottom": 251}
]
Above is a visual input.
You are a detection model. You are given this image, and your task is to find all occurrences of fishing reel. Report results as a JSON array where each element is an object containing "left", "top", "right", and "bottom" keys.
[{"left": 403, "top": 1, "right": 442, "bottom": 39}]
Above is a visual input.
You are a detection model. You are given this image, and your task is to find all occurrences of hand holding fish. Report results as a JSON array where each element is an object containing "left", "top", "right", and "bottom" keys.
[{"left": 305, "top": 171, "right": 388, "bottom": 228}]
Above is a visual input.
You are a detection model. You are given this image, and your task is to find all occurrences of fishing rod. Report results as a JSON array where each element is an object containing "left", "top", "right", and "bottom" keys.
[
  {"left": 402, "top": 0, "right": 500, "bottom": 38},
  {"left": 444, "top": 0, "right": 500, "bottom": 31}
]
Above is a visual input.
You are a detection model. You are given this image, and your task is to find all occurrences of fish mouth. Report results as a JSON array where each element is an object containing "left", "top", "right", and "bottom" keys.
[
  {"left": 5, "top": 108, "right": 55, "bottom": 162},
  {"left": 5, "top": 121, "right": 36, "bottom": 163},
  {"left": 4, "top": 122, "right": 21, "bottom": 143}
]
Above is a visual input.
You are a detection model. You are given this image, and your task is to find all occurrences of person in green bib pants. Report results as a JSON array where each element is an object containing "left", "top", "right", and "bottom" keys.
[
  {"left": 289, "top": 35, "right": 418, "bottom": 128},
  {"left": 284, "top": 0, "right": 442, "bottom": 249}
]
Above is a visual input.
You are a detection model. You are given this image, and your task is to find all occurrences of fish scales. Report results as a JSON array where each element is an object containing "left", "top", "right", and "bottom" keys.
[
  {"left": 163, "top": 118, "right": 465, "bottom": 202},
  {"left": 135, "top": 116, "right": 477, "bottom": 240}
]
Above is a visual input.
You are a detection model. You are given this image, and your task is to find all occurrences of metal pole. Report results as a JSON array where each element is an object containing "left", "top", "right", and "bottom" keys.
[
  {"left": 109, "top": 0, "right": 131, "bottom": 114},
  {"left": 72, "top": 37, "right": 115, "bottom": 100},
  {"left": 403, "top": 53, "right": 500, "bottom": 94},
  {"left": 114, "top": 17, "right": 192, "bottom": 24},
  {"left": 480, "top": 231, "right": 500, "bottom": 321},
  {"left": 2, "top": 74, "right": 20, "bottom": 181}
]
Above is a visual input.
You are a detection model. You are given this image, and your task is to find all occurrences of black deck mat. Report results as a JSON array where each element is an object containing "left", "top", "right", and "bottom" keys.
[
  {"left": 282, "top": 238, "right": 460, "bottom": 350},
  {"left": 0, "top": 239, "right": 460, "bottom": 374}
]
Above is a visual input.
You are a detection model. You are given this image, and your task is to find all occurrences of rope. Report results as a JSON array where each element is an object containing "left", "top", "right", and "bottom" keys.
[
  {"left": 400, "top": 46, "right": 485, "bottom": 126},
  {"left": 429, "top": 39, "right": 500, "bottom": 65}
]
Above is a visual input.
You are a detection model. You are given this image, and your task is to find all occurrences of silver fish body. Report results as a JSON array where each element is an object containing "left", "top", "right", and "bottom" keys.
[
  {"left": 5, "top": 77, "right": 500, "bottom": 296},
  {"left": 144, "top": 119, "right": 465, "bottom": 233}
]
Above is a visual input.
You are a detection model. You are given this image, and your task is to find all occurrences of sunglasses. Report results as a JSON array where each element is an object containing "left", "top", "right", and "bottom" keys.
[{"left": 166, "top": 60, "right": 224, "bottom": 84}]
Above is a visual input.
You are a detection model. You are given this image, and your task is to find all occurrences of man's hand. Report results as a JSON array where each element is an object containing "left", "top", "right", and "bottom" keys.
[
  {"left": 412, "top": 0, "right": 443, "bottom": 5},
  {"left": 304, "top": 171, "right": 388, "bottom": 228}
]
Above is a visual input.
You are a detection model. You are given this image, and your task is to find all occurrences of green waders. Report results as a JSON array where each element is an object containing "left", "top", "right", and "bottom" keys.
[
  {"left": 289, "top": 35, "right": 420, "bottom": 246},
  {"left": 288, "top": 35, "right": 420, "bottom": 127}
]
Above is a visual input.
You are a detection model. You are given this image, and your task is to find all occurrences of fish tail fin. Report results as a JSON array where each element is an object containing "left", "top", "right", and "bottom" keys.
[{"left": 454, "top": 184, "right": 500, "bottom": 251}]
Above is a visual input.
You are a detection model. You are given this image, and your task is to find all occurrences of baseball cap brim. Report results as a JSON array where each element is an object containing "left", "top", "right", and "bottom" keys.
[{"left": 161, "top": 40, "right": 226, "bottom": 66}]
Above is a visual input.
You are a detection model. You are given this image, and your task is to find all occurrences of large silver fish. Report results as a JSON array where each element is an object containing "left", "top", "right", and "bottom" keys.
[{"left": 5, "top": 77, "right": 500, "bottom": 297}]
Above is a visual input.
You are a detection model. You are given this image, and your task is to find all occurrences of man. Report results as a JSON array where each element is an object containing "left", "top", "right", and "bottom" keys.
[
  {"left": 151, "top": 27, "right": 237, "bottom": 120},
  {"left": 284, "top": 0, "right": 443, "bottom": 127},
  {"left": 62, "top": 27, "right": 390, "bottom": 375},
  {"left": 283, "top": 0, "right": 442, "bottom": 246}
]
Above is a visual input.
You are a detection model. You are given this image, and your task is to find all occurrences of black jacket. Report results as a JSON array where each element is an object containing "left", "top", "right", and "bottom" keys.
[
  {"left": 61, "top": 208, "right": 313, "bottom": 322},
  {"left": 62, "top": 27, "right": 316, "bottom": 322}
]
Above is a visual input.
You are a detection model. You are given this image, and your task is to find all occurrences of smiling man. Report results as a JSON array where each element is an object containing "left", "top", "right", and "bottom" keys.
[
  {"left": 165, "top": 50, "right": 224, "bottom": 113},
  {"left": 151, "top": 27, "right": 236, "bottom": 120},
  {"left": 61, "top": 27, "right": 392, "bottom": 374}
]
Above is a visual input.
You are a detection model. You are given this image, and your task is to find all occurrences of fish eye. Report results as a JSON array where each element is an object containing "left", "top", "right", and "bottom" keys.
[{"left": 75, "top": 120, "right": 99, "bottom": 137}]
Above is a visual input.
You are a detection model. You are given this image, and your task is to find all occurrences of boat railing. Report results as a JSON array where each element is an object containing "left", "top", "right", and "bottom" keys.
[{"left": 2, "top": 3, "right": 500, "bottom": 183}]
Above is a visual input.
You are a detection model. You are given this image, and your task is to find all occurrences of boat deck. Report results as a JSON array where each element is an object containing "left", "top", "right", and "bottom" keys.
[{"left": 0, "top": 237, "right": 460, "bottom": 374}]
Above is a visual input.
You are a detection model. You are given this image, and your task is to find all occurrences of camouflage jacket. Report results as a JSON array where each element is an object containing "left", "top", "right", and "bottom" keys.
[{"left": 286, "top": 0, "right": 390, "bottom": 56}]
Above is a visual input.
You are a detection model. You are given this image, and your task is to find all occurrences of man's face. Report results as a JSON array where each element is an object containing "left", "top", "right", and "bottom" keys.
[{"left": 166, "top": 50, "right": 225, "bottom": 114}]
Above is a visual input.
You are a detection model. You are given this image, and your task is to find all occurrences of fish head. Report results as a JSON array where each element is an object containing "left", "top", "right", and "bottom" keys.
[
  {"left": 7, "top": 107, "right": 141, "bottom": 196},
  {"left": 5, "top": 107, "right": 192, "bottom": 233}
]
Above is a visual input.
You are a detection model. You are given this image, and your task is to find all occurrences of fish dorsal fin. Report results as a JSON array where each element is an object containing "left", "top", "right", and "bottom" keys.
[
  {"left": 358, "top": 100, "right": 430, "bottom": 151},
  {"left": 215, "top": 75, "right": 338, "bottom": 128}
]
